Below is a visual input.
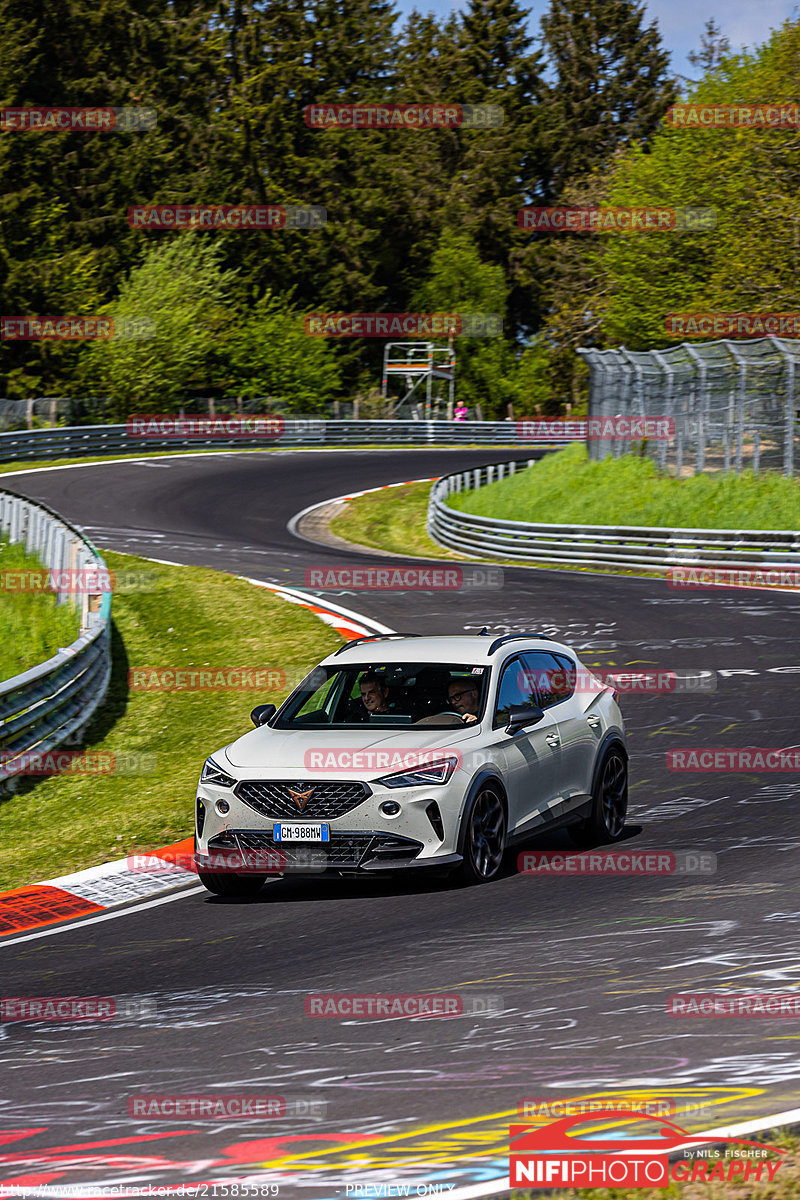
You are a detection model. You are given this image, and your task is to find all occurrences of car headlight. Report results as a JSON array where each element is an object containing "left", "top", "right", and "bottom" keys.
[
  {"left": 375, "top": 756, "right": 458, "bottom": 788},
  {"left": 200, "top": 757, "right": 236, "bottom": 788}
]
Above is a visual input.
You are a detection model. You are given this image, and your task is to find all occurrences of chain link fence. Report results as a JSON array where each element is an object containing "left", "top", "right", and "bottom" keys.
[
  {"left": 578, "top": 338, "right": 800, "bottom": 477},
  {"left": 0, "top": 396, "right": 316, "bottom": 432},
  {"left": 0, "top": 395, "right": 478, "bottom": 431}
]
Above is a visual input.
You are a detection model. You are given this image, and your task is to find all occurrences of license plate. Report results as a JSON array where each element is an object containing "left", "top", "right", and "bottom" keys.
[{"left": 273, "top": 822, "right": 330, "bottom": 842}]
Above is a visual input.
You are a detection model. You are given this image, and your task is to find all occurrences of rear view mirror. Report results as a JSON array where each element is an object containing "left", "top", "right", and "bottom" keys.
[
  {"left": 506, "top": 704, "right": 545, "bottom": 734},
  {"left": 250, "top": 703, "right": 276, "bottom": 727}
]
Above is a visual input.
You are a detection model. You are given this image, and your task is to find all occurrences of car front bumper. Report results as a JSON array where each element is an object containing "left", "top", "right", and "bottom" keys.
[
  {"left": 195, "top": 772, "right": 470, "bottom": 875},
  {"left": 195, "top": 829, "right": 463, "bottom": 875}
]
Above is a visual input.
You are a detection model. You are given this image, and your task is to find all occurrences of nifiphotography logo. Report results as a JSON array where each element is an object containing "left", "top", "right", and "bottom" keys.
[{"left": 509, "top": 1108, "right": 785, "bottom": 1187}]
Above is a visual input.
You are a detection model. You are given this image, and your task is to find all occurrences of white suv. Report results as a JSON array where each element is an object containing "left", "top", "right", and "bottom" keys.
[{"left": 194, "top": 633, "right": 628, "bottom": 896}]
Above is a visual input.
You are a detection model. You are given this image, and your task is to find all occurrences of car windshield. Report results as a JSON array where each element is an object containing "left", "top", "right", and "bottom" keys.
[{"left": 275, "top": 662, "right": 489, "bottom": 728}]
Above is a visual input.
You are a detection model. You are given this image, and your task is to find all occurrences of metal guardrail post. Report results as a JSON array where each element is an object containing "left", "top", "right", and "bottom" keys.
[
  {"left": 652, "top": 350, "right": 673, "bottom": 472},
  {"left": 770, "top": 337, "right": 796, "bottom": 477},
  {"left": 0, "top": 490, "right": 112, "bottom": 786},
  {"left": 683, "top": 345, "right": 707, "bottom": 473}
]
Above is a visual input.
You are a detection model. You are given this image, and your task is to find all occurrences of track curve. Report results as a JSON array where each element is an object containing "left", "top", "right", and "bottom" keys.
[{"left": 2, "top": 448, "right": 799, "bottom": 1198}]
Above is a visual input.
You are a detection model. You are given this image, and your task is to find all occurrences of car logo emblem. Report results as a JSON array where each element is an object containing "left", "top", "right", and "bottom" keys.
[{"left": 288, "top": 786, "right": 315, "bottom": 811}]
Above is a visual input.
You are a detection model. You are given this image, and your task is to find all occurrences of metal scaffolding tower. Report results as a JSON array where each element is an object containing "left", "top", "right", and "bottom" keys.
[{"left": 381, "top": 342, "right": 456, "bottom": 418}]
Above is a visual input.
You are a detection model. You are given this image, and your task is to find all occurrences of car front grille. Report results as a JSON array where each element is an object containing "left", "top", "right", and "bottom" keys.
[
  {"left": 208, "top": 829, "right": 422, "bottom": 870},
  {"left": 235, "top": 779, "right": 371, "bottom": 820}
]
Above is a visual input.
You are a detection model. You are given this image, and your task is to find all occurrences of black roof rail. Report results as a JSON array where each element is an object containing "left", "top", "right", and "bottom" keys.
[
  {"left": 332, "top": 633, "right": 421, "bottom": 657},
  {"left": 487, "top": 633, "right": 555, "bottom": 655}
]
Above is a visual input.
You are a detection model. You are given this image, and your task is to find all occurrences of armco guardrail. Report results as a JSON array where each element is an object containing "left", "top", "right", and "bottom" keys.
[
  {"left": 428, "top": 460, "right": 800, "bottom": 573},
  {"left": 0, "top": 420, "right": 580, "bottom": 462},
  {"left": 0, "top": 492, "right": 111, "bottom": 784}
]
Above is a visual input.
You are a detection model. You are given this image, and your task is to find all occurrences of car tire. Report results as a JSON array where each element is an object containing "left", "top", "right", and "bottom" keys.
[
  {"left": 455, "top": 783, "right": 507, "bottom": 884},
  {"left": 568, "top": 745, "right": 628, "bottom": 847},
  {"left": 197, "top": 869, "right": 267, "bottom": 898}
]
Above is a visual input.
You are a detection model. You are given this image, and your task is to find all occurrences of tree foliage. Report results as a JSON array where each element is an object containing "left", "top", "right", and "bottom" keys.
[{"left": 0, "top": 0, "right": 745, "bottom": 411}]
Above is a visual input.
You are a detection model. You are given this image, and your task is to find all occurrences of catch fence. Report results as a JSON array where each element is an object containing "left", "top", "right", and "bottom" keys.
[{"left": 579, "top": 337, "right": 800, "bottom": 476}]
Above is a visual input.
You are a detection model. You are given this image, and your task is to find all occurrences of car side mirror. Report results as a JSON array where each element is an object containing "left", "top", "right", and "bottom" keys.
[
  {"left": 506, "top": 704, "right": 545, "bottom": 734},
  {"left": 250, "top": 703, "right": 276, "bottom": 727}
]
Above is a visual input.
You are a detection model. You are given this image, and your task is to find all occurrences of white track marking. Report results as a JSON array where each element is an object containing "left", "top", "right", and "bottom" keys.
[
  {"left": 2, "top": 448, "right": 486, "bottom": 480},
  {"left": 244, "top": 578, "right": 396, "bottom": 634}
]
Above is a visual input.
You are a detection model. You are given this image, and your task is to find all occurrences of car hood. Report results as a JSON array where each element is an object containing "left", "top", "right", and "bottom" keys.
[{"left": 221, "top": 722, "right": 483, "bottom": 778}]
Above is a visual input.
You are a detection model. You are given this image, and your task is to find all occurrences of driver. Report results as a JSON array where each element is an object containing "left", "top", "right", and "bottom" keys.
[
  {"left": 359, "top": 672, "right": 391, "bottom": 716},
  {"left": 448, "top": 677, "right": 480, "bottom": 724}
]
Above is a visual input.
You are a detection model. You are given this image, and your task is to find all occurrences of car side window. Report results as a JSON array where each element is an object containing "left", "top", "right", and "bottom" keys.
[
  {"left": 493, "top": 655, "right": 542, "bottom": 728},
  {"left": 295, "top": 670, "right": 339, "bottom": 718},
  {"left": 520, "top": 651, "right": 575, "bottom": 709}
]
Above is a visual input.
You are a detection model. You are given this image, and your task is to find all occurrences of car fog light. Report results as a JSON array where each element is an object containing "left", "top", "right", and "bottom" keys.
[
  {"left": 215, "top": 799, "right": 230, "bottom": 815},
  {"left": 379, "top": 800, "right": 401, "bottom": 817}
]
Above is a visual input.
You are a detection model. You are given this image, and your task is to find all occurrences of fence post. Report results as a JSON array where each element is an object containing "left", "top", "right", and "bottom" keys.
[
  {"left": 684, "top": 345, "right": 706, "bottom": 474},
  {"left": 753, "top": 430, "right": 760, "bottom": 474},
  {"left": 770, "top": 337, "right": 796, "bottom": 477}
]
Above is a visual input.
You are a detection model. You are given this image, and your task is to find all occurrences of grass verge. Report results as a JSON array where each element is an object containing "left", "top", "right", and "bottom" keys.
[
  {"left": 0, "top": 549, "right": 340, "bottom": 890},
  {"left": 0, "top": 537, "right": 81, "bottom": 679},
  {"left": 449, "top": 443, "right": 800, "bottom": 529},
  {"left": 329, "top": 481, "right": 459, "bottom": 558}
]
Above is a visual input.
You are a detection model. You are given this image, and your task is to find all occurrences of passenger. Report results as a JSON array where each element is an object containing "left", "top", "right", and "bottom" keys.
[
  {"left": 447, "top": 677, "right": 480, "bottom": 724},
  {"left": 359, "top": 672, "right": 391, "bottom": 716}
]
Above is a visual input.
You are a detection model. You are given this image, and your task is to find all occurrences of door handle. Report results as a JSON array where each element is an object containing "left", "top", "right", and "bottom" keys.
[
  {"left": 545, "top": 733, "right": 560, "bottom": 747},
  {"left": 586, "top": 715, "right": 601, "bottom": 729}
]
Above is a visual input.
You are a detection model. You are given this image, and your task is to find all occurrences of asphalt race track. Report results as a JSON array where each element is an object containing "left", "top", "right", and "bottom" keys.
[{"left": 2, "top": 448, "right": 800, "bottom": 1199}]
